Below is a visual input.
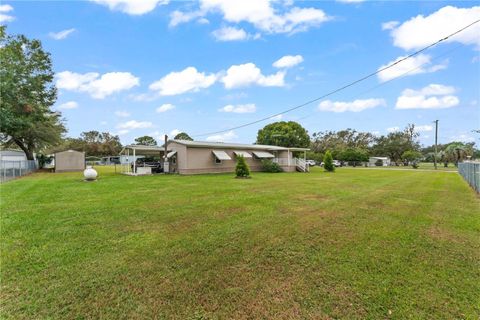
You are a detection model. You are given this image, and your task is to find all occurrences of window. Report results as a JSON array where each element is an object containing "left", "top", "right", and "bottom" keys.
[{"left": 215, "top": 157, "right": 221, "bottom": 164}]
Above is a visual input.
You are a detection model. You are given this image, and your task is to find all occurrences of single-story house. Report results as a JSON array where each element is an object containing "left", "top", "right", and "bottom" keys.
[
  {"left": 55, "top": 150, "right": 85, "bottom": 172},
  {"left": 119, "top": 140, "right": 310, "bottom": 175},
  {"left": 368, "top": 156, "right": 391, "bottom": 167}
]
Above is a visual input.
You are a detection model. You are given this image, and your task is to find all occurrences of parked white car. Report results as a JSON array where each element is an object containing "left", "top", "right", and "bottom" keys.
[
  {"left": 306, "top": 160, "right": 316, "bottom": 166},
  {"left": 320, "top": 160, "right": 341, "bottom": 167}
]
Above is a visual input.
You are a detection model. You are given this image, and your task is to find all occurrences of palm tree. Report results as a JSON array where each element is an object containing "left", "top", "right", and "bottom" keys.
[{"left": 445, "top": 143, "right": 471, "bottom": 167}]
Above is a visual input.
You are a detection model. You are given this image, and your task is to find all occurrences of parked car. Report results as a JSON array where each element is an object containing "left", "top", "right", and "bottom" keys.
[
  {"left": 320, "top": 160, "right": 341, "bottom": 167},
  {"left": 306, "top": 160, "right": 316, "bottom": 166}
]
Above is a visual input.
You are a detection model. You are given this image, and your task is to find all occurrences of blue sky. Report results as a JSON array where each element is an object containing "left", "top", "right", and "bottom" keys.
[{"left": 2, "top": 0, "right": 479, "bottom": 146}]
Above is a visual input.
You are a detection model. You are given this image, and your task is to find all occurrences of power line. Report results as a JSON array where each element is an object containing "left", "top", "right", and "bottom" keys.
[
  {"left": 294, "top": 43, "right": 463, "bottom": 122},
  {"left": 192, "top": 19, "right": 479, "bottom": 138}
]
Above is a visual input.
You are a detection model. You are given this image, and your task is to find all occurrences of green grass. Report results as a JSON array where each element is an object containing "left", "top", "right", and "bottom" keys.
[
  {"left": 1, "top": 167, "right": 479, "bottom": 319},
  {"left": 358, "top": 162, "right": 458, "bottom": 171}
]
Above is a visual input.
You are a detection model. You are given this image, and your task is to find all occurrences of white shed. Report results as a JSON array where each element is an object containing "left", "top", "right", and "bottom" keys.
[
  {"left": 0, "top": 150, "right": 28, "bottom": 161},
  {"left": 55, "top": 150, "right": 85, "bottom": 172}
]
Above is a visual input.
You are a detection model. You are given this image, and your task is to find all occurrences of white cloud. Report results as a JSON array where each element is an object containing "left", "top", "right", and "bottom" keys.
[
  {"left": 170, "top": 129, "right": 181, "bottom": 137},
  {"left": 156, "top": 103, "right": 176, "bottom": 113},
  {"left": 169, "top": 10, "right": 204, "bottom": 27},
  {"left": 150, "top": 129, "right": 182, "bottom": 141},
  {"left": 387, "top": 126, "right": 399, "bottom": 133},
  {"left": 172, "top": 0, "right": 331, "bottom": 35},
  {"left": 221, "top": 63, "right": 285, "bottom": 89},
  {"left": 381, "top": 21, "right": 399, "bottom": 30},
  {"left": 0, "top": 4, "right": 13, "bottom": 12},
  {"left": 273, "top": 55, "right": 303, "bottom": 68},
  {"left": 115, "top": 110, "right": 130, "bottom": 117},
  {"left": 270, "top": 114, "right": 283, "bottom": 121},
  {"left": 206, "top": 130, "right": 237, "bottom": 142},
  {"left": 388, "top": 6, "right": 480, "bottom": 50},
  {"left": 415, "top": 125, "right": 433, "bottom": 132},
  {"left": 0, "top": 4, "right": 14, "bottom": 23},
  {"left": 56, "top": 71, "right": 139, "bottom": 99},
  {"left": 377, "top": 53, "right": 447, "bottom": 82},
  {"left": 129, "top": 93, "right": 158, "bottom": 102},
  {"left": 58, "top": 101, "right": 78, "bottom": 109},
  {"left": 318, "top": 98, "right": 386, "bottom": 112},
  {"left": 396, "top": 84, "right": 460, "bottom": 110},
  {"left": 49, "top": 28, "right": 76, "bottom": 40},
  {"left": 219, "top": 103, "right": 256, "bottom": 113},
  {"left": 212, "top": 26, "right": 248, "bottom": 41},
  {"left": 449, "top": 133, "right": 475, "bottom": 143},
  {"left": 117, "top": 129, "right": 130, "bottom": 135},
  {"left": 91, "top": 0, "right": 169, "bottom": 15},
  {"left": 117, "top": 120, "right": 153, "bottom": 130},
  {"left": 149, "top": 67, "right": 216, "bottom": 96}
]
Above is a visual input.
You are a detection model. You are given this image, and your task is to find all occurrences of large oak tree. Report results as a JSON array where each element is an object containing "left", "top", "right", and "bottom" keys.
[
  {"left": 256, "top": 121, "right": 309, "bottom": 148},
  {"left": 0, "top": 27, "right": 65, "bottom": 159}
]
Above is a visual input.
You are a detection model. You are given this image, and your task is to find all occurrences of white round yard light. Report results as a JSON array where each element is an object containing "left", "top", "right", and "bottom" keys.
[{"left": 84, "top": 166, "right": 98, "bottom": 181}]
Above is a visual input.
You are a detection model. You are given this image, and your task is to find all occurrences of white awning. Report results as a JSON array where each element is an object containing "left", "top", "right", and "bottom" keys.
[
  {"left": 212, "top": 150, "right": 232, "bottom": 161},
  {"left": 166, "top": 150, "right": 177, "bottom": 158},
  {"left": 252, "top": 151, "right": 275, "bottom": 158},
  {"left": 233, "top": 151, "right": 252, "bottom": 158}
]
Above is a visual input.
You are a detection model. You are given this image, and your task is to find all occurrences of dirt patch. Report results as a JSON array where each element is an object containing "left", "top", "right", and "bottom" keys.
[
  {"left": 426, "top": 226, "right": 468, "bottom": 244},
  {"left": 294, "top": 194, "right": 330, "bottom": 201}
]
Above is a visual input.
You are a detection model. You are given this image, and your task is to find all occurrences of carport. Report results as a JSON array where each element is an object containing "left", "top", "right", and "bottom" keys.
[{"left": 119, "top": 145, "right": 176, "bottom": 175}]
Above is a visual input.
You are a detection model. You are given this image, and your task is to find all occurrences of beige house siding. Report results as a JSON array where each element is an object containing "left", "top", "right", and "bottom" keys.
[
  {"left": 55, "top": 150, "right": 85, "bottom": 172},
  {"left": 167, "top": 143, "right": 296, "bottom": 175}
]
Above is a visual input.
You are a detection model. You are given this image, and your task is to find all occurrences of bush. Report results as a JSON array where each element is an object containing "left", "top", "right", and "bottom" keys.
[
  {"left": 235, "top": 155, "right": 250, "bottom": 178},
  {"left": 375, "top": 159, "right": 383, "bottom": 166},
  {"left": 323, "top": 150, "right": 335, "bottom": 172},
  {"left": 261, "top": 159, "right": 283, "bottom": 173}
]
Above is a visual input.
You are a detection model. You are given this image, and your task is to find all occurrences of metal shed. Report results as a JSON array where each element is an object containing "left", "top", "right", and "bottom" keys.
[{"left": 55, "top": 150, "right": 85, "bottom": 172}]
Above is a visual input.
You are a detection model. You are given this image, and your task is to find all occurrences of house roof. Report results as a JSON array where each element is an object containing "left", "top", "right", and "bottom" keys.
[
  {"left": 55, "top": 149, "right": 84, "bottom": 155},
  {"left": 123, "top": 144, "right": 165, "bottom": 151},
  {"left": 169, "top": 140, "right": 309, "bottom": 151},
  {"left": 120, "top": 144, "right": 169, "bottom": 156},
  {"left": 0, "top": 149, "right": 26, "bottom": 156}
]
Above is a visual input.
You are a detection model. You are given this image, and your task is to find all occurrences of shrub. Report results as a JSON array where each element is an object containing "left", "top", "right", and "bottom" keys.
[
  {"left": 375, "top": 159, "right": 383, "bottom": 166},
  {"left": 261, "top": 159, "right": 283, "bottom": 173},
  {"left": 323, "top": 150, "right": 335, "bottom": 172},
  {"left": 235, "top": 155, "right": 250, "bottom": 178}
]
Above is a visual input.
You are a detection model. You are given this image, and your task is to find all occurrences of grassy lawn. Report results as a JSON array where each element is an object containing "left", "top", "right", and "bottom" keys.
[
  {"left": 1, "top": 167, "right": 479, "bottom": 319},
  {"left": 352, "top": 162, "right": 459, "bottom": 171}
]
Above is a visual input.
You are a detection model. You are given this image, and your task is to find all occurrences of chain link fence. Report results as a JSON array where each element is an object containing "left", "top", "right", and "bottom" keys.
[
  {"left": 458, "top": 162, "right": 480, "bottom": 193},
  {"left": 0, "top": 160, "right": 38, "bottom": 183}
]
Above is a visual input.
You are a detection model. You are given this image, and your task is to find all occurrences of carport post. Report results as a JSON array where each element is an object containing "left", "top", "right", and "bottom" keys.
[
  {"left": 133, "top": 148, "right": 136, "bottom": 174},
  {"left": 164, "top": 135, "right": 169, "bottom": 174}
]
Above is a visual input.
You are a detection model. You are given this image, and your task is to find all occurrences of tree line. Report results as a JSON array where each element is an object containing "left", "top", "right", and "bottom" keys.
[{"left": 256, "top": 121, "right": 478, "bottom": 167}]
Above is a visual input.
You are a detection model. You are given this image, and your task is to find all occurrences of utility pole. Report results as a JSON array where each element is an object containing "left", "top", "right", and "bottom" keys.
[{"left": 434, "top": 120, "right": 439, "bottom": 170}]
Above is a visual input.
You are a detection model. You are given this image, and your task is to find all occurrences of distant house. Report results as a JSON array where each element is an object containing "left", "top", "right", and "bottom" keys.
[
  {"left": 55, "top": 150, "right": 85, "bottom": 172},
  {"left": 368, "top": 157, "right": 390, "bottom": 167},
  {"left": 120, "top": 140, "right": 310, "bottom": 175}
]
